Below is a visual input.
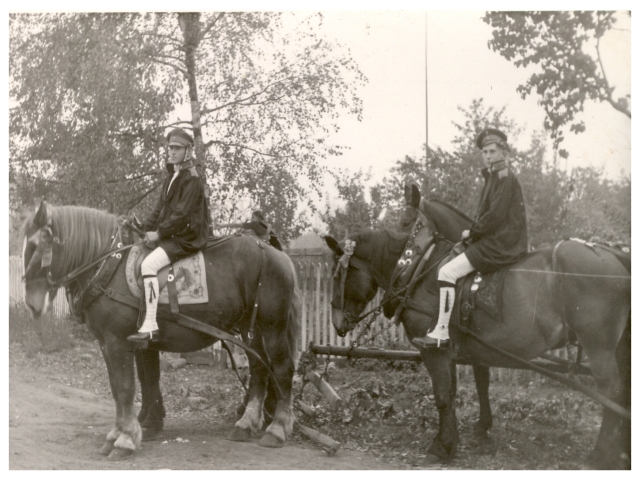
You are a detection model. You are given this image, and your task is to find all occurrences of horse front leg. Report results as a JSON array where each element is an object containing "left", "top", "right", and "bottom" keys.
[
  {"left": 421, "top": 349, "right": 459, "bottom": 465},
  {"left": 470, "top": 364, "right": 493, "bottom": 450},
  {"left": 135, "top": 348, "right": 165, "bottom": 440},
  {"left": 102, "top": 335, "right": 142, "bottom": 461},
  {"left": 98, "top": 341, "right": 123, "bottom": 457}
]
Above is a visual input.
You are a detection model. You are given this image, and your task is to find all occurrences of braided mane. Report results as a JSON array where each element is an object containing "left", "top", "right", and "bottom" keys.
[{"left": 50, "top": 206, "right": 119, "bottom": 276}]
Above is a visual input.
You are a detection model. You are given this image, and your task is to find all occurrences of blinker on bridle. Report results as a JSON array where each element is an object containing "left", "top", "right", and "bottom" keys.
[{"left": 332, "top": 239, "right": 356, "bottom": 314}]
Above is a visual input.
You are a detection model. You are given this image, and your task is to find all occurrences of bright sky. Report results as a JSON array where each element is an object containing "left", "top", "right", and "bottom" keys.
[
  {"left": 316, "top": 9, "right": 631, "bottom": 185},
  {"left": 1, "top": 2, "right": 638, "bottom": 474}
]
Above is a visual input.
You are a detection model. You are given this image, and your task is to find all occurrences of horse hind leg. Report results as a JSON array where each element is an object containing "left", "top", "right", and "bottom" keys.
[
  {"left": 260, "top": 331, "right": 295, "bottom": 448},
  {"left": 585, "top": 316, "right": 631, "bottom": 470},
  {"left": 229, "top": 355, "right": 268, "bottom": 442}
]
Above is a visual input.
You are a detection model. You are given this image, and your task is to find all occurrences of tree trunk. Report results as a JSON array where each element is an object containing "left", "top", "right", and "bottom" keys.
[
  {"left": 178, "top": 13, "right": 211, "bottom": 215},
  {"left": 178, "top": 13, "right": 206, "bottom": 176}
]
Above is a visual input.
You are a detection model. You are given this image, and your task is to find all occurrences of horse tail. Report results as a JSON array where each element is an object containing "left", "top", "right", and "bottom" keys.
[{"left": 286, "top": 259, "right": 302, "bottom": 366}]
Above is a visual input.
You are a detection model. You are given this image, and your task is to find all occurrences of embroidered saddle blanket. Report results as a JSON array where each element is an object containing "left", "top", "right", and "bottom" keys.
[{"left": 125, "top": 245, "right": 209, "bottom": 305}]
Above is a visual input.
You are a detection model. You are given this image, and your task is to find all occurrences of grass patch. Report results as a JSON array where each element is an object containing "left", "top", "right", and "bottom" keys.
[{"left": 9, "top": 303, "right": 78, "bottom": 356}]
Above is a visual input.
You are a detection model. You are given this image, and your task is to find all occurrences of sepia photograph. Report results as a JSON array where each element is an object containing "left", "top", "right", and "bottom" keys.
[{"left": 7, "top": 1, "right": 632, "bottom": 471}]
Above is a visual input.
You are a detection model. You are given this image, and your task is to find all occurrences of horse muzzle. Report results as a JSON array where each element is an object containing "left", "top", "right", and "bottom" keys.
[{"left": 331, "top": 308, "right": 356, "bottom": 337}]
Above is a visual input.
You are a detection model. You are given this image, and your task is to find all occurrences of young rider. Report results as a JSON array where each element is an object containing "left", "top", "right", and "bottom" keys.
[
  {"left": 412, "top": 127, "right": 529, "bottom": 348},
  {"left": 127, "top": 128, "right": 210, "bottom": 343}
]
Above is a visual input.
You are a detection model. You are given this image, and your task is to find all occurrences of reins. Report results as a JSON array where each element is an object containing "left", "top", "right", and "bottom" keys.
[
  {"left": 343, "top": 233, "right": 455, "bottom": 351},
  {"left": 48, "top": 240, "right": 144, "bottom": 289}
]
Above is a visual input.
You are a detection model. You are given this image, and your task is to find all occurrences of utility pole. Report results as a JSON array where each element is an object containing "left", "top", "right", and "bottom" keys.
[{"left": 425, "top": 12, "right": 429, "bottom": 167}]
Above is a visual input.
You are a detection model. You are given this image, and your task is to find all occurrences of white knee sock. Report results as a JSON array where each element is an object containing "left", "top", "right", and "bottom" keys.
[
  {"left": 427, "top": 286, "right": 455, "bottom": 341},
  {"left": 139, "top": 276, "right": 159, "bottom": 333}
]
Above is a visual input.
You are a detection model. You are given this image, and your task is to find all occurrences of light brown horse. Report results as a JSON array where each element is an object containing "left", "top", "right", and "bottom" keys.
[
  {"left": 21, "top": 201, "right": 300, "bottom": 460},
  {"left": 325, "top": 184, "right": 630, "bottom": 469}
]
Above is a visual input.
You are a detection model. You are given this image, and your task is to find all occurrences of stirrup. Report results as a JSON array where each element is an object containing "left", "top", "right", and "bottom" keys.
[
  {"left": 411, "top": 335, "right": 450, "bottom": 349},
  {"left": 127, "top": 329, "right": 160, "bottom": 343}
]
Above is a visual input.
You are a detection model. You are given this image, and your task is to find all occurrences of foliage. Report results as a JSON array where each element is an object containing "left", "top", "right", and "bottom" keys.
[
  {"left": 10, "top": 12, "right": 366, "bottom": 242},
  {"left": 9, "top": 304, "right": 78, "bottom": 356},
  {"left": 295, "top": 363, "right": 599, "bottom": 469},
  {"left": 375, "top": 98, "right": 629, "bottom": 248},
  {"left": 483, "top": 11, "right": 631, "bottom": 157},
  {"left": 321, "top": 169, "right": 396, "bottom": 240},
  {"left": 563, "top": 169, "right": 631, "bottom": 243}
]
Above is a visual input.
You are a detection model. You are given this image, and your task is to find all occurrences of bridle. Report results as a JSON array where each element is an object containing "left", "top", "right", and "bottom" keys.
[
  {"left": 331, "top": 227, "right": 454, "bottom": 332},
  {"left": 24, "top": 219, "right": 141, "bottom": 293}
]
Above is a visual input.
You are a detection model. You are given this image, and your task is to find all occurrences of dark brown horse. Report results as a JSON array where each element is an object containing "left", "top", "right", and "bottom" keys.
[
  {"left": 21, "top": 201, "right": 300, "bottom": 460},
  {"left": 324, "top": 184, "right": 630, "bottom": 469}
]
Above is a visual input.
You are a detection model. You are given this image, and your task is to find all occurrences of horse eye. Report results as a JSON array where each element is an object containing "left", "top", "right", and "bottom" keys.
[{"left": 41, "top": 228, "right": 52, "bottom": 242}]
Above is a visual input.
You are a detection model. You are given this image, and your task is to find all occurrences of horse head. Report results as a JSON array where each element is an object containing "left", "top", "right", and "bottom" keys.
[
  {"left": 22, "top": 201, "right": 60, "bottom": 318},
  {"left": 21, "top": 202, "right": 119, "bottom": 319},
  {"left": 324, "top": 233, "right": 382, "bottom": 336},
  {"left": 324, "top": 227, "right": 412, "bottom": 336}
]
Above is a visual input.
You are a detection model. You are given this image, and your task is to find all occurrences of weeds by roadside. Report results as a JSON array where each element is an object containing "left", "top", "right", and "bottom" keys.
[{"left": 9, "top": 303, "right": 91, "bottom": 357}]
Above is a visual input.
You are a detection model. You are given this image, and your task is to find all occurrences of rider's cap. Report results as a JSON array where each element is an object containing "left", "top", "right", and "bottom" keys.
[
  {"left": 476, "top": 128, "right": 509, "bottom": 150},
  {"left": 167, "top": 128, "right": 194, "bottom": 147}
]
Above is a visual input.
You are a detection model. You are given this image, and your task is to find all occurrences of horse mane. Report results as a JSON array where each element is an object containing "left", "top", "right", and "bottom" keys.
[
  {"left": 50, "top": 206, "right": 119, "bottom": 275},
  {"left": 350, "top": 228, "right": 409, "bottom": 261},
  {"left": 424, "top": 198, "right": 472, "bottom": 222},
  {"left": 421, "top": 198, "right": 472, "bottom": 235}
]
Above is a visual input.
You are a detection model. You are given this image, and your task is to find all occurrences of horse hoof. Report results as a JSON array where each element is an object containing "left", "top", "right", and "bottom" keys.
[
  {"left": 421, "top": 453, "right": 445, "bottom": 466},
  {"left": 107, "top": 447, "right": 134, "bottom": 462},
  {"left": 259, "top": 432, "right": 284, "bottom": 448},
  {"left": 142, "top": 427, "right": 161, "bottom": 441},
  {"left": 98, "top": 440, "right": 115, "bottom": 456},
  {"left": 228, "top": 426, "right": 251, "bottom": 442}
]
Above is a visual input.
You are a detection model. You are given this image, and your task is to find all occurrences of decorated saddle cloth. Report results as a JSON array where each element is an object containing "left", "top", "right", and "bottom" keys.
[
  {"left": 125, "top": 245, "right": 208, "bottom": 305},
  {"left": 454, "top": 263, "right": 504, "bottom": 325}
]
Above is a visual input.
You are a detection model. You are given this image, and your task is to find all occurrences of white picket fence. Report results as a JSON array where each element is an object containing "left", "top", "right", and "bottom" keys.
[
  {"left": 9, "top": 254, "right": 410, "bottom": 349},
  {"left": 291, "top": 255, "right": 411, "bottom": 351},
  {"left": 9, "top": 255, "right": 568, "bottom": 381}
]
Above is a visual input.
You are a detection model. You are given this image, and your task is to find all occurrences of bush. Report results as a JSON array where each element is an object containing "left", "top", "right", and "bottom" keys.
[{"left": 9, "top": 303, "right": 77, "bottom": 356}]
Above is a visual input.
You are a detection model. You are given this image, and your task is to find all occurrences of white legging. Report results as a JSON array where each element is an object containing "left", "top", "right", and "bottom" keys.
[
  {"left": 141, "top": 246, "right": 171, "bottom": 277},
  {"left": 438, "top": 252, "right": 475, "bottom": 285}
]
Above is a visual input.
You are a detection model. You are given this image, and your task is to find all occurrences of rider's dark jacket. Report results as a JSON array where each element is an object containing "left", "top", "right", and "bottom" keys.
[
  {"left": 143, "top": 161, "right": 210, "bottom": 262},
  {"left": 465, "top": 161, "right": 528, "bottom": 274}
]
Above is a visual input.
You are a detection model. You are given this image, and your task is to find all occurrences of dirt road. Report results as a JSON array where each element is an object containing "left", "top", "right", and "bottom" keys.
[{"left": 9, "top": 363, "right": 390, "bottom": 470}]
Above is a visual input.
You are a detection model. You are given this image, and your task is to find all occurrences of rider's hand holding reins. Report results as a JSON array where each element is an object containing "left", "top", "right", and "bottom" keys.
[{"left": 144, "top": 231, "right": 160, "bottom": 248}]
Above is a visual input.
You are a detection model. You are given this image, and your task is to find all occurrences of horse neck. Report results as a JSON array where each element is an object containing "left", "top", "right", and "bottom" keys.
[
  {"left": 421, "top": 199, "right": 470, "bottom": 242},
  {"left": 366, "top": 231, "right": 407, "bottom": 290}
]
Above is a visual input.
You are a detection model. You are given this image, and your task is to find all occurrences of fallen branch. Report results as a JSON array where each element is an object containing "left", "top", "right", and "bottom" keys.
[
  {"left": 295, "top": 399, "right": 316, "bottom": 417},
  {"left": 298, "top": 424, "right": 341, "bottom": 456},
  {"left": 305, "top": 371, "right": 342, "bottom": 408}
]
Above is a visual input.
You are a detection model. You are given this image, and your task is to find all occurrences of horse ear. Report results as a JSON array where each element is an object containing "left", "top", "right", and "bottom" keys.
[
  {"left": 410, "top": 184, "right": 421, "bottom": 209},
  {"left": 323, "top": 236, "right": 344, "bottom": 256},
  {"left": 404, "top": 183, "right": 412, "bottom": 206},
  {"left": 33, "top": 200, "right": 51, "bottom": 227}
]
